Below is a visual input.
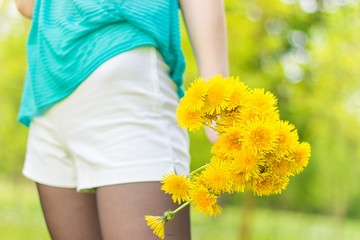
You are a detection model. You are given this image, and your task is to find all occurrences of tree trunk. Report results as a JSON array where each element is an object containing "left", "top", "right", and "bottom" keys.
[{"left": 239, "top": 192, "right": 256, "bottom": 240}]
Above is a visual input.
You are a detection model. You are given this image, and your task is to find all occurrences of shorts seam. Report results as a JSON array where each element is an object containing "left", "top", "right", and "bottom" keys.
[
  {"left": 150, "top": 49, "right": 179, "bottom": 174},
  {"left": 150, "top": 46, "right": 161, "bottom": 96},
  {"left": 23, "top": 166, "right": 77, "bottom": 189}
]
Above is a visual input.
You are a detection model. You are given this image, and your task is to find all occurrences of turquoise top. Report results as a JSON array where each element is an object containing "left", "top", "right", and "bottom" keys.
[{"left": 18, "top": 0, "right": 185, "bottom": 127}]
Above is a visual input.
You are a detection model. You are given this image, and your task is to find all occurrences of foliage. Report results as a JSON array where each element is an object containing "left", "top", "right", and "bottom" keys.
[
  {"left": 183, "top": 0, "right": 360, "bottom": 219},
  {"left": 0, "top": 0, "right": 29, "bottom": 176}
]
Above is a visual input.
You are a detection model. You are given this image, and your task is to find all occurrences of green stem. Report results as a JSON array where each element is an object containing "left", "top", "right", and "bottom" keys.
[
  {"left": 203, "top": 122, "right": 217, "bottom": 131},
  {"left": 173, "top": 201, "right": 191, "bottom": 214},
  {"left": 203, "top": 121, "right": 226, "bottom": 134},
  {"left": 187, "top": 164, "right": 210, "bottom": 179}
]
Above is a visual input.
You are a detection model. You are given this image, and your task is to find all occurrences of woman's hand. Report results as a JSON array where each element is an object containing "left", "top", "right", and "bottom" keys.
[
  {"left": 179, "top": 0, "right": 228, "bottom": 144},
  {"left": 205, "top": 125, "right": 219, "bottom": 144},
  {"left": 14, "top": 0, "right": 35, "bottom": 19}
]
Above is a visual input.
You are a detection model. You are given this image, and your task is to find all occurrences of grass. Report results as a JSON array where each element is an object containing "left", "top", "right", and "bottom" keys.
[
  {"left": 192, "top": 205, "right": 360, "bottom": 240},
  {"left": 0, "top": 178, "right": 49, "bottom": 240},
  {"left": 1, "top": 178, "right": 360, "bottom": 240}
]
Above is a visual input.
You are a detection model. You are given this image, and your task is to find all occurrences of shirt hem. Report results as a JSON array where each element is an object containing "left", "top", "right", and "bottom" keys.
[{"left": 18, "top": 41, "right": 159, "bottom": 127}]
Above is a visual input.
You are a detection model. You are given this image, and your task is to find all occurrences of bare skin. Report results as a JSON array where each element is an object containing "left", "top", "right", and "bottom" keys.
[
  {"left": 17, "top": 0, "right": 228, "bottom": 238},
  {"left": 179, "top": 0, "right": 229, "bottom": 79},
  {"left": 14, "top": 0, "right": 35, "bottom": 18}
]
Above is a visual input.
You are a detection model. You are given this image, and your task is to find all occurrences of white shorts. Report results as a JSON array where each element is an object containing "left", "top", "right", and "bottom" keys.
[{"left": 22, "top": 46, "right": 190, "bottom": 192}]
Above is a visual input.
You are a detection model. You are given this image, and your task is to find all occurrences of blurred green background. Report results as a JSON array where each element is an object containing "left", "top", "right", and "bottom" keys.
[{"left": 1, "top": 0, "right": 360, "bottom": 239}]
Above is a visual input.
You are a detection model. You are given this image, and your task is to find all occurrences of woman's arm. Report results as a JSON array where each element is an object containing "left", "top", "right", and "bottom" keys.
[
  {"left": 14, "top": 0, "right": 35, "bottom": 19},
  {"left": 179, "top": 0, "right": 229, "bottom": 79},
  {"left": 179, "top": 0, "right": 229, "bottom": 143}
]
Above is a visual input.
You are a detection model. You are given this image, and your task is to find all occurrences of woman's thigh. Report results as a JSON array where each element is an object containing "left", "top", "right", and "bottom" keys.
[
  {"left": 36, "top": 183, "right": 102, "bottom": 240},
  {"left": 96, "top": 182, "right": 191, "bottom": 240}
]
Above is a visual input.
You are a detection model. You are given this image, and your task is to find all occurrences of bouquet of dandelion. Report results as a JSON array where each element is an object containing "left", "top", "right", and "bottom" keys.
[{"left": 145, "top": 75, "right": 311, "bottom": 239}]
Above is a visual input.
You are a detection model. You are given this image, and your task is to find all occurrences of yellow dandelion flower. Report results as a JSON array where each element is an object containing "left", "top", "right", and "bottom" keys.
[
  {"left": 161, "top": 172, "right": 191, "bottom": 204},
  {"left": 270, "top": 157, "right": 293, "bottom": 177},
  {"left": 176, "top": 101, "right": 204, "bottom": 132},
  {"left": 274, "top": 121, "right": 299, "bottom": 157},
  {"left": 203, "top": 113, "right": 219, "bottom": 123},
  {"left": 183, "top": 78, "right": 209, "bottom": 112},
  {"left": 231, "top": 172, "right": 248, "bottom": 193},
  {"left": 242, "top": 118, "right": 278, "bottom": 154},
  {"left": 239, "top": 106, "right": 280, "bottom": 123},
  {"left": 262, "top": 152, "right": 278, "bottom": 163},
  {"left": 211, "top": 142, "right": 230, "bottom": 161},
  {"left": 210, "top": 155, "right": 231, "bottom": 165},
  {"left": 217, "top": 109, "right": 243, "bottom": 132},
  {"left": 271, "top": 176, "right": 290, "bottom": 194},
  {"left": 212, "top": 203, "right": 223, "bottom": 217},
  {"left": 291, "top": 142, "right": 311, "bottom": 174},
  {"left": 248, "top": 88, "right": 278, "bottom": 113},
  {"left": 204, "top": 74, "right": 233, "bottom": 115},
  {"left": 252, "top": 173, "right": 275, "bottom": 196},
  {"left": 201, "top": 162, "right": 233, "bottom": 194},
  {"left": 226, "top": 77, "right": 250, "bottom": 110},
  {"left": 145, "top": 214, "right": 168, "bottom": 239},
  {"left": 231, "top": 150, "right": 260, "bottom": 178},
  {"left": 190, "top": 187, "right": 220, "bottom": 216},
  {"left": 192, "top": 173, "right": 207, "bottom": 188},
  {"left": 216, "top": 126, "right": 243, "bottom": 155}
]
